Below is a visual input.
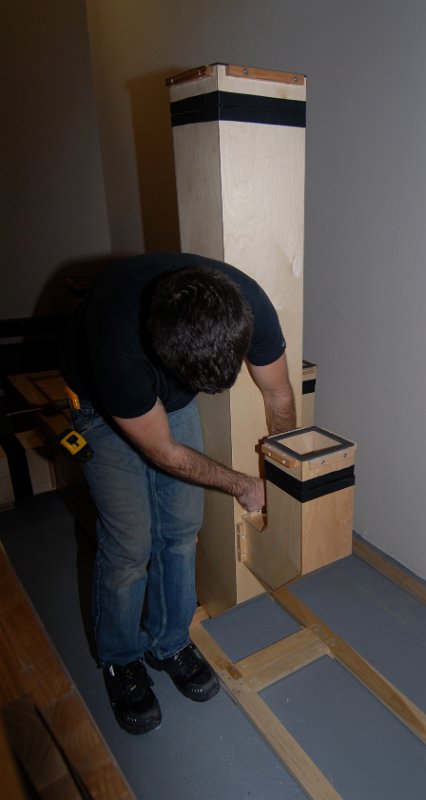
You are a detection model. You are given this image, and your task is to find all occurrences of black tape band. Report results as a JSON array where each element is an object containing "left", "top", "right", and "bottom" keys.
[
  {"left": 265, "top": 461, "right": 355, "bottom": 503},
  {"left": 0, "top": 434, "right": 33, "bottom": 500},
  {"left": 171, "top": 91, "right": 306, "bottom": 128},
  {"left": 302, "top": 379, "right": 316, "bottom": 395}
]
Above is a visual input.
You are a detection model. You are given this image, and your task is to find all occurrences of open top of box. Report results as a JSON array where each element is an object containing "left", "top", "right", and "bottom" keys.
[{"left": 262, "top": 426, "right": 355, "bottom": 465}]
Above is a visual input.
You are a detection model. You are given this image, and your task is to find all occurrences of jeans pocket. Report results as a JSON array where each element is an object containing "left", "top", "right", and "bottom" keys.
[{"left": 72, "top": 405, "right": 105, "bottom": 438}]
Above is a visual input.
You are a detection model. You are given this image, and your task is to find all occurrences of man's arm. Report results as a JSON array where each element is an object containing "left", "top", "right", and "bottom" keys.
[
  {"left": 247, "top": 352, "right": 297, "bottom": 435},
  {"left": 113, "top": 400, "right": 264, "bottom": 512}
]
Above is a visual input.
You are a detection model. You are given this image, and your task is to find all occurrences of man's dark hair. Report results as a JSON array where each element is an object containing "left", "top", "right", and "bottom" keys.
[{"left": 146, "top": 266, "right": 253, "bottom": 393}]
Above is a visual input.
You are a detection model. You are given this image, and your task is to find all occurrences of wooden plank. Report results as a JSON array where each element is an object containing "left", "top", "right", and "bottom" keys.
[
  {"left": 0, "top": 446, "right": 15, "bottom": 510},
  {"left": 226, "top": 64, "right": 305, "bottom": 85},
  {"left": 7, "top": 372, "right": 52, "bottom": 406},
  {"left": 42, "top": 692, "right": 132, "bottom": 800},
  {"left": 19, "top": 658, "right": 73, "bottom": 711},
  {"left": 272, "top": 586, "right": 426, "bottom": 744},
  {"left": 235, "top": 627, "right": 331, "bottom": 691},
  {"left": 29, "top": 371, "right": 68, "bottom": 404},
  {"left": 242, "top": 482, "right": 302, "bottom": 587},
  {"left": 0, "top": 546, "right": 135, "bottom": 800},
  {"left": 300, "top": 486, "right": 354, "bottom": 575},
  {"left": 166, "top": 64, "right": 214, "bottom": 86},
  {"left": 2, "top": 696, "right": 83, "bottom": 799},
  {"left": 167, "top": 64, "right": 305, "bottom": 91},
  {"left": 0, "top": 716, "right": 27, "bottom": 800},
  {"left": 0, "top": 548, "right": 72, "bottom": 692},
  {"left": 353, "top": 538, "right": 426, "bottom": 605},
  {"left": 6, "top": 372, "right": 71, "bottom": 438},
  {"left": 190, "top": 618, "right": 342, "bottom": 800},
  {"left": 0, "top": 624, "right": 27, "bottom": 705},
  {"left": 221, "top": 118, "right": 304, "bottom": 427}
]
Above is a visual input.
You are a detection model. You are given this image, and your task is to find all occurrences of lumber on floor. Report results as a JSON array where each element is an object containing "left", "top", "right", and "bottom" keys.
[
  {"left": 190, "top": 609, "right": 342, "bottom": 800},
  {"left": 0, "top": 543, "right": 135, "bottom": 800}
]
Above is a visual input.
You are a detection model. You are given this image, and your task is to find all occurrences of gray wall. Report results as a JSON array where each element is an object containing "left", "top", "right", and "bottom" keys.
[
  {"left": 86, "top": 0, "right": 426, "bottom": 578},
  {"left": 1, "top": 0, "right": 110, "bottom": 319}
]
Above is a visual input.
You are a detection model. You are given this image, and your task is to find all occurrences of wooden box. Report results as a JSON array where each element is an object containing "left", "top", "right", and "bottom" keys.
[
  {"left": 0, "top": 430, "right": 56, "bottom": 510},
  {"left": 168, "top": 63, "right": 307, "bottom": 614},
  {"left": 240, "top": 427, "right": 356, "bottom": 588},
  {"left": 6, "top": 371, "right": 96, "bottom": 535}
]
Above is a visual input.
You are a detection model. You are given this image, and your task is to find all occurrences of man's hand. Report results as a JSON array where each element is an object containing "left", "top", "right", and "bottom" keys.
[{"left": 235, "top": 475, "right": 265, "bottom": 512}]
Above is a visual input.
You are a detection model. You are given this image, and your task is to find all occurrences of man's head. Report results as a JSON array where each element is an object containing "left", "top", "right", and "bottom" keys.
[{"left": 146, "top": 266, "right": 253, "bottom": 393}]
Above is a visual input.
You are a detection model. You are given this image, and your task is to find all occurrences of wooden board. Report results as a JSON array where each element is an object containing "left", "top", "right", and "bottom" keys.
[
  {"left": 7, "top": 371, "right": 70, "bottom": 438},
  {"left": 2, "top": 696, "right": 84, "bottom": 799},
  {"left": 241, "top": 481, "right": 303, "bottom": 586},
  {"left": 6, "top": 371, "right": 96, "bottom": 536},
  {"left": 0, "top": 447, "right": 15, "bottom": 511},
  {"left": 0, "top": 716, "right": 27, "bottom": 800},
  {"left": 190, "top": 611, "right": 341, "bottom": 800},
  {"left": 0, "top": 544, "right": 135, "bottom": 800},
  {"left": 300, "top": 485, "right": 354, "bottom": 574}
]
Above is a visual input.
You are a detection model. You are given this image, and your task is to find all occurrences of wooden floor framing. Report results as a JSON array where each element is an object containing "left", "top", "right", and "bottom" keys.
[{"left": 190, "top": 542, "right": 426, "bottom": 800}]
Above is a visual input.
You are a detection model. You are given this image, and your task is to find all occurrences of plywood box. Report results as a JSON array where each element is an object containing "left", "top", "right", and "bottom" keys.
[
  {"left": 168, "top": 63, "right": 306, "bottom": 614},
  {"left": 241, "top": 427, "right": 356, "bottom": 588}
]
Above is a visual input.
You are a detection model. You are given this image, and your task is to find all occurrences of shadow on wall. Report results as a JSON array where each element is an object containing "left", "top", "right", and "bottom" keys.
[
  {"left": 126, "top": 69, "right": 184, "bottom": 253},
  {"left": 31, "top": 254, "right": 113, "bottom": 317},
  {"left": 0, "top": 255, "right": 112, "bottom": 383}
]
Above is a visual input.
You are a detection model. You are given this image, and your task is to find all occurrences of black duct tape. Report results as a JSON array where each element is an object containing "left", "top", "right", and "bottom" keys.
[
  {"left": 302, "top": 379, "right": 316, "bottom": 395},
  {"left": 171, "top": 91, "right": 306, "bottom": 128},
  {"left": 265, "top": 460, "right": 355, "bottom": 503}
]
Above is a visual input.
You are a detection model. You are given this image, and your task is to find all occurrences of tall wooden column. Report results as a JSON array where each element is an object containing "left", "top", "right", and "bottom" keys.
[{"left": 167, "top": 64, "right": 306, "bottom": 615}]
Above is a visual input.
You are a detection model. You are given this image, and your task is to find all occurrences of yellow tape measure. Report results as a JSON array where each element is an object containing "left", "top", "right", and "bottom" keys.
[{"left": 59, "top": 429, "right": 93, "bottom": 462}]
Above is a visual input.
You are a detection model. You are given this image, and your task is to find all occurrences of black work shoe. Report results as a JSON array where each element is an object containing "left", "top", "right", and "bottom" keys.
[
  {"left": 103, "top": 658, "right": 162, "bottom": 734},
  {"left": 145, "top": 644, "right": 220, "bottom": 702}
]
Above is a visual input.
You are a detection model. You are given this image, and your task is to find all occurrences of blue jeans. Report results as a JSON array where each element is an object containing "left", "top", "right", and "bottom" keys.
[{"left": 72, "top": 399, "right": 204, "bottom": 666}]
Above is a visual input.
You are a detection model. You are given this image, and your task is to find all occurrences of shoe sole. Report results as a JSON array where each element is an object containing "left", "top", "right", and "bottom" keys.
[
  {"left": 179, "top": 679, "right": 220, "bottom": 702},
  {"left": 113, "top": 711, "right": 162, "bottom": 735}
]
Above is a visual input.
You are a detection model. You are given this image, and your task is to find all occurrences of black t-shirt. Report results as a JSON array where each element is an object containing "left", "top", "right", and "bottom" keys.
[{"left": 59, "top": 252, "right": 286, "bottom": 418}]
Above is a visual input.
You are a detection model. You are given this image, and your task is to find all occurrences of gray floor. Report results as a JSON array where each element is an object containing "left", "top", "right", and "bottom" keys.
[{"left": 1, "top": 491, "right": 425, "bottom": 800}]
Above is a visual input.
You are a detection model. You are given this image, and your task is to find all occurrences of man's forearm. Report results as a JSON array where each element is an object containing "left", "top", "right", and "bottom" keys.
[
  {"left": 248, "top": 354, "right": 297, "bottom": 435},
  {"left": 265, "top": 386, "right": 297, "bottom": 435},
  {"left": 151, "top": 440, "right": 264, "bottom": 511}
]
